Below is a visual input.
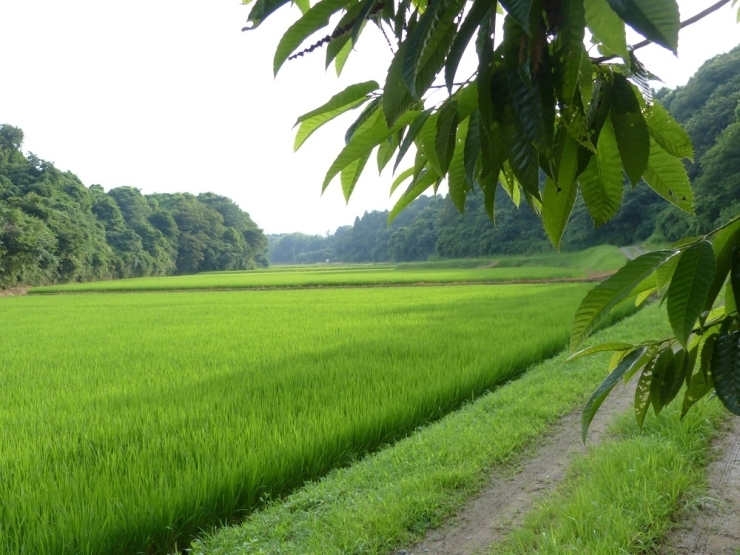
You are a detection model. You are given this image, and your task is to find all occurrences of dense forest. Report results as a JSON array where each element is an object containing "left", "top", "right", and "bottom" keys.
[
  {"left": 270, "top": 46, "right": 740, "bottom": 265},
  {"left": 0, "top": 126, "right": 268, "bottom": 288}
]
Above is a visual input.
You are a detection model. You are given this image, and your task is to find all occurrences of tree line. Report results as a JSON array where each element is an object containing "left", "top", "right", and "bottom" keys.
[
  {"left": 0, "top": 126, "right": 268, "bottom": 288},
  {"left": 270, "top": 45, "right": 740, "bottom": 265}
]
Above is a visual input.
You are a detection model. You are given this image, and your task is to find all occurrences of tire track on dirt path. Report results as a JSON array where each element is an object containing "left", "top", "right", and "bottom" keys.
[
  {"left": 661, "top": 417, "right": 740, "bottom": 555},
  {"left": 397, "top": 382, "right": 637, "bottom": 555}
]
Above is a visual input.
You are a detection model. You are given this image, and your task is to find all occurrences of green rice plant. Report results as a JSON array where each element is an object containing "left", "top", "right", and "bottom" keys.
[
  {"left": 192, "top": 304, "right": 671, "bottom": 555},
  {"left": 28, "top": 266, "right": 583, "bottom": 294},
  {"left": 496, "top": 397, "right": 726, "bottom": 554},
  {"left": 0, "top": 284, "right": 587, "bottom": 554}
]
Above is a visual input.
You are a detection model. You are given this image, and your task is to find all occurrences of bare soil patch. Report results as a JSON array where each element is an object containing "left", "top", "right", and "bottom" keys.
[
  {"left": 0, "top": 287, "right": 27, "bottom": 297},
  {"left": 398, "top": 382, "right": 636, "bottom": 555},
  {"left": 661, "top": 418, "right": 740, "bottom": 555}
]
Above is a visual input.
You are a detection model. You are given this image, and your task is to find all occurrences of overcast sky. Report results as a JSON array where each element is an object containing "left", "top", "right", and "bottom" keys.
[{"left": 0, "top": 1, "right": 737, "bottom": 235}]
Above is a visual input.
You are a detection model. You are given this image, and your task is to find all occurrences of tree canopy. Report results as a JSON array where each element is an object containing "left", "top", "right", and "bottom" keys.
[
  {"left": 244, "top": 0, "right": 740, "bottom": 426},
  {"left": 0, "top": 125, "right": 269, "bottom": 288}
]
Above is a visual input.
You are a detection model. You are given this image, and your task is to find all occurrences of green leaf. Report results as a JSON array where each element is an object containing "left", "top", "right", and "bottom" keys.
[
  {"left": 393, "top": 108, "right": 432, "bottom": 172},
  {"left": 435, "top": 101, "right": 460, "bottom": 175},
  {"left": 644, "top": 102, "right": 694, "bottom": 161},
  {"left": 649, "top": 347, "right": 673, "bottom": 415},
  {"left": 274, "top": 0, "right": 353, "bottom": 75},
  {"left": 610, "top": 75, "right": 649, "bottom": 185},
  {"left": 334, "top": 38, "right": 354, "bottom": 76},
  {"left": 383, "top": 41, "right": 418, "bottom": 126},
  {"left": 344, "top": 98, "right": 382, "bottom": 144},
  {"left": 643, "top": 138, "right": 694, "bottom": 213},
  {"left": 402, "top": 0, "right": 444, "bottom": 95},
  {"left": 294, "top": 98, "right": 368, "bottom": 151},
  {"left": 635, "top": 362, "right": 653, "bottom": 429},
  {"left": 323, "top": 110, "right": 421, "bottom": 191},
  {"left": 350, "top": 0, "right": 377, "bottom": 43},
  {"left": 655, "top": 251, "right": 680, "bottom": 294},
  {"left": 571, "top": 250, "right": 674, "bottom": 350},
  {"left": 448, "top": 118, "right": 470, "bottom": 212},
  {"left": 444, "top": 0, "right": 493, "bottom": 90},
  {"left": 503, "top": 121, "right": 540, "bottom": 200},
  {"left": 390, "top": 166, "right": 415, "bottom": 195},
  {"left": 583, "top": 347, "right": 647, "bottom": 441},
  {"left": 585, "top": 0, "right": 628, "bottom": 60},
  {"left": 297, "top": 82, "right": 378, "bottom": 125},
  {"left": 555, "top": 0, "right": 587, "bottom": 109},
  {"left": 662, "top": 347, "right": 689, "bottom": 407},
  {"left": 325, "top": 3, "right": 365, "bottom": 70},
  {"left": 543, "top": 132, "right": 580, "bottom": 249},
  {"left": 667, "top": 240, "right": 716, "bottom": 347},
  {"left": 605, "top": 0, "right": 679, "bottom": 53},
  {"left": 704, "top": 219, "right": 740, "bottom": 314},
  {"left": 711, "top": 329, "right": 740, "bottom": 416},
  {"left": 294, "top": 0, "right": 310, "bottom": 14},
  {"left": 579, "top": 117, "right": 623, "bottom": 226},
  {"left": 682, "top": 341, "right": 715, "bottom": 418},
  {"left": 464, "top": 110, "right": 481, "bottom": 187},
  {"left": 245, "top": 0, "right": 292, "bottom": 30},
  {"left": 377, "top": 135, "right": 398, "bottom": 173},
  {"left": 499, "top": 0, "right": 534, "bottom": 34},
  {"left": 732, "top": 247, "right": 740, "bottom": 312},
  {"left": 418, "top": 112, "right": 444, "bottom": 177},
  {"left": 388, "top": 167, "right": 440, "bottom": 222},
  {"left": 567, "top": 342, "right": 634, "bottom": 362},
  {"left": 341, "top": 151, "right": 370, "bottom": 201}
]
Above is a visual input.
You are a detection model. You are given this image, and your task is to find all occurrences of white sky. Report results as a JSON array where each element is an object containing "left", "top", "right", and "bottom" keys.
[{"left": 0, "top": 1, "right": 738, "bottom": 235}]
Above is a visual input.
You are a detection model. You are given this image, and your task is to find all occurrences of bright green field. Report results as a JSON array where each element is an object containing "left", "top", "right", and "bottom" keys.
[
  {"left": 28, "top": 266, "right": 584, "bottom": 294},
  {"left": 0, "top": 284, "right": 590, "bottom": 554}
]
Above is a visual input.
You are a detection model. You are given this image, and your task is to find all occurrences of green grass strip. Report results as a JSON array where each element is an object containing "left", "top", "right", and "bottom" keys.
[
  {"left": 496, "top": 398, "right": 726, "bottom": 554},
  {"left": 192, "top": 305, "right": 670, "bottom": 555}
]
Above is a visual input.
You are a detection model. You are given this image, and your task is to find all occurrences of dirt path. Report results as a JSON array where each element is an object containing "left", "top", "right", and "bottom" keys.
[
  {"left": 398, "top": 382, "right": 636, "bottom": 555},
  {"left": 661, "top": 418, "right": 740, "bottom": 555},
  {"left": 0, "top": 287, "right": 27, "bottom": 297}
]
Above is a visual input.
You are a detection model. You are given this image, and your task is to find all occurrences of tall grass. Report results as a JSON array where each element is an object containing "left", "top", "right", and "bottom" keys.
[
  {"left": 0, "top": 284, "right": 588, "bottom": 554},
  {"left": 28, "top": 266, "right": 583, "bottom": 294}
]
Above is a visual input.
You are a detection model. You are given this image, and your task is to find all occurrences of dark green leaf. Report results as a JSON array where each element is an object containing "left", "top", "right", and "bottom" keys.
[
  {"left": 732, "top": 247, "right": 740, "bottom": 312},
  {"left": 245, "top": 0, "right": 292, "bottom": 30},
  {"left": 448, "top": 118, "right": 470, "bottom": 212},
  {"left": 649, "top": 347, "right": 673, "bottom": 415},
  {"left": 635, "top": 362, "right": 653, "bottom": 429},
  {"left": 682, "top": 335, "right": 715, "bottom": 418},
  {"left": 711, "top": 329, "right": 740, "bottom": 416},
  {"left": 326, "top": 2, "right": 369, "bottom": 69},
  {"left": 499, "top": 0, "right": 534, "bottom": 34},
  {"left": 610, "top": 74, "right": 649, "bottom": 185},
  {"left": 554, "top": 0, "right": 586, "bottom": 109},
  {"left": 542, "top": 132, "right": 580, "bottom": 249},
  {"left": 579, "top": 117, "right": 623, "bottom": 226},
  {"left": 662, "top": 347, "right": 689, "bottom": 407},
  {"left": 584, "top": 0, "right": 628, "bottom": 60},
  {"left": 643, "top": 138, "right": 693, "bottom": 213},
  {"left": 383, "top": 41, "right": 418, "bottom": 126},
  {"left": 704, "top": 219, "right": 740, "bottom": 314},
  {"left": 571, "top": 250, "right": 674, "bottom": 349},
  {"left": 445, "top": 0, "right": 493, "bottom": 91},
  {"left": 324, "top": 110, "right": 421, "bottom": 191},
  {"left": 435, "top": 101, "right": 460, "bottom": 175},
  {"left": 402, "top": 0, "right": 444, "bottom": 96},
  {"left": 464, "top": 110, "right": 481, "bottom": 187},
  {"left": 667, "top": 241, "right": 716, "bottom": 347},
  {"left": 351, "top": 0, "right": 377, "bottom": 43},
  {"left": 274, "top": 0, "right": 354, "bottom": 74},
  {"left": 583, "top": 347, "right": 647, "bottom": 441},
  {"left": 393, "top": 108, "right": 433, "bottom": 172},
  {"left": 605, "top": 0, "right": 679, "bottom": 53}
]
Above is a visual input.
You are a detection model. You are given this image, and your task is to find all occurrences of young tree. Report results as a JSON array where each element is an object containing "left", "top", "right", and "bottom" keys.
[{"left": 244, "top": 0, "right": 740, "bottom": 433}]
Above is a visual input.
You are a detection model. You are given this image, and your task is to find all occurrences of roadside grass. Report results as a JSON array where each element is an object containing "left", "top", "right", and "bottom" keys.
[
  {"left": 190, "top": 304, "right": 669, "bottom": 555},
  {"left": 0, "top": 284, "right": 588, "bottom": 554},
  {"left": 28, "top": 266, "right": 583, "bottom": 294},
  {"left": 496, "top": 397, "right": 726, "bottom": 554}
]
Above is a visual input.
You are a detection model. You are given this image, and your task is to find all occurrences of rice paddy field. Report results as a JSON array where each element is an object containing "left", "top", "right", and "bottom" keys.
[
  {"left": 28, "top": 265, "right": 584, "bottom": 294},
  {"left": 0, "top": 282, "right": 594, "bottom": 554}
]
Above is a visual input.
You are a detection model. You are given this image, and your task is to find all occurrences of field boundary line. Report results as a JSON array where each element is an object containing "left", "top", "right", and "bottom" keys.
[{"left": 25, "top": 275, "right": 613, "bottom": 296}]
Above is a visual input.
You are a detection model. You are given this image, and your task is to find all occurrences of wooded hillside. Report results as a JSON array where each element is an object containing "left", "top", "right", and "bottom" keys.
[{"left": 0, "top": 127, "right": 268, "bottom": 288}]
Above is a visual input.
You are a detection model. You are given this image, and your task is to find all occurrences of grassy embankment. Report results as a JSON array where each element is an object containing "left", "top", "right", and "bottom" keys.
[
  {"left": 191, "top": 304, "right": 671, "bottom": 555},
  {"left": 0, "top": 284, "right": 588, "bottom": 554},
  {"left": 497, "top": 399, "right": 725, "bottom": 554}
]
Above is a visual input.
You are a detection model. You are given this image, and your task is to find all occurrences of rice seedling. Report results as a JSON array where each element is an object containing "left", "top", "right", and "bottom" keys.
[{"left": 0, "top": 283, "right": 587, "bottom": 554}]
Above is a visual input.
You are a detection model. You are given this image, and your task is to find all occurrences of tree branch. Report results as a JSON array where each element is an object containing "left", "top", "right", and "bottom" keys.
[{"left": 592, "top": 0, "right": 733, "bottom": 64}]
